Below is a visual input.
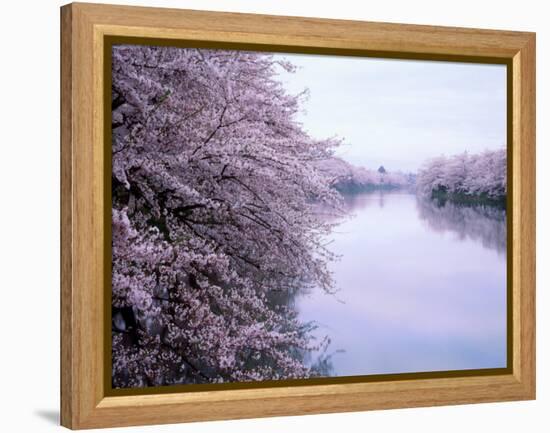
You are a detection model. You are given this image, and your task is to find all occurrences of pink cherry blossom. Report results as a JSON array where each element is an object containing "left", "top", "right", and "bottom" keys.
[
  {"left": 111, "top": 45, "right": 341, "bottom": 388},
  {"left": 417, "top": 149, "right": 506, "bottom": 200}
]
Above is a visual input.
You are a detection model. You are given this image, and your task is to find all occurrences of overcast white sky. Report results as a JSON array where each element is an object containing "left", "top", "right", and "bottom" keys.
[{"left": 274, "top": 53, "right": 507, "bottom": 172}]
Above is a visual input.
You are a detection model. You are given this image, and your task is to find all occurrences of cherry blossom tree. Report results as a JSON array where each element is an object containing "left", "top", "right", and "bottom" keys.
[
  {"left": 417, "top": 149, "right": 506, "bottom": 202},
  {"left": 111, "top": 45, "right": 342, "bottom": 388}
]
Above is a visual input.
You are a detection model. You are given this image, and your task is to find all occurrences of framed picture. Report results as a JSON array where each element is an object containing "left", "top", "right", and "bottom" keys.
[{"left": 60, "top": 3, "right": 536, "bottom": 429}]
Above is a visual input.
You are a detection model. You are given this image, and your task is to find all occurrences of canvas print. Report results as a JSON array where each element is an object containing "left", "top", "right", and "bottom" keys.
[{"left": 111, "top": 44, "right": 507, "bottom": 389}]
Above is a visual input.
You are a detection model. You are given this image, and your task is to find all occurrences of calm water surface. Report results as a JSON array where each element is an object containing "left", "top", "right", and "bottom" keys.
[{"left": 299, "top": 191, "right": 507, "bottom": 376}]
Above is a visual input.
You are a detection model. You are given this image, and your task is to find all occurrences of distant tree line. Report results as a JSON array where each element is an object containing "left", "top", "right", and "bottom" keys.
[
  {"left": 416, "top": 149, "right": 506, "bottom": 205},
  {"left": 315, "top": 157, "right": 415, "bottom": 193}
]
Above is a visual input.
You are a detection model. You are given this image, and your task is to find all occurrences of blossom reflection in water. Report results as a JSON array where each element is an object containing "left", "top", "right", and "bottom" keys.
[{"left": 298, "top": 191, "right": 507, "bottom": 377}]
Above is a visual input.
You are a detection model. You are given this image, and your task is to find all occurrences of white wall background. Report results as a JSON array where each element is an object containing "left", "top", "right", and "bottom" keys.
[{"left": 0, "top": 0, "right": 546, "bottom": 431}]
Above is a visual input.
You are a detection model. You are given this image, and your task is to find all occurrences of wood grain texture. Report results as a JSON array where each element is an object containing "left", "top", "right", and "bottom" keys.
[
  {"left": 60, "top": 2, "right": 536, "bottom": 429},
  {"left": 60, "top": 4, "right": 73, "bottom": 429},
  {"left": 511, "top": 34, "right": 536, "bottom": 396}
]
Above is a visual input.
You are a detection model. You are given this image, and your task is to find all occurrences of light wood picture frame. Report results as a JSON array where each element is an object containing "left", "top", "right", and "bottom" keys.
[{"left": 61, "top": 2, "right": 535, "bottom": 429}]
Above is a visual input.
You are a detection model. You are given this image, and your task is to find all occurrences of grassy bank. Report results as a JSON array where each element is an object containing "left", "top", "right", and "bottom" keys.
[{"left": 431, "top": 190, "right": 506, "bottom": 209}]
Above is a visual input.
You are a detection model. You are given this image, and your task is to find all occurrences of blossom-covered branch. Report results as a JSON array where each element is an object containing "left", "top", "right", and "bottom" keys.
[{"left": 111, "top": 45, "right": 343, "bottom": 388}]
